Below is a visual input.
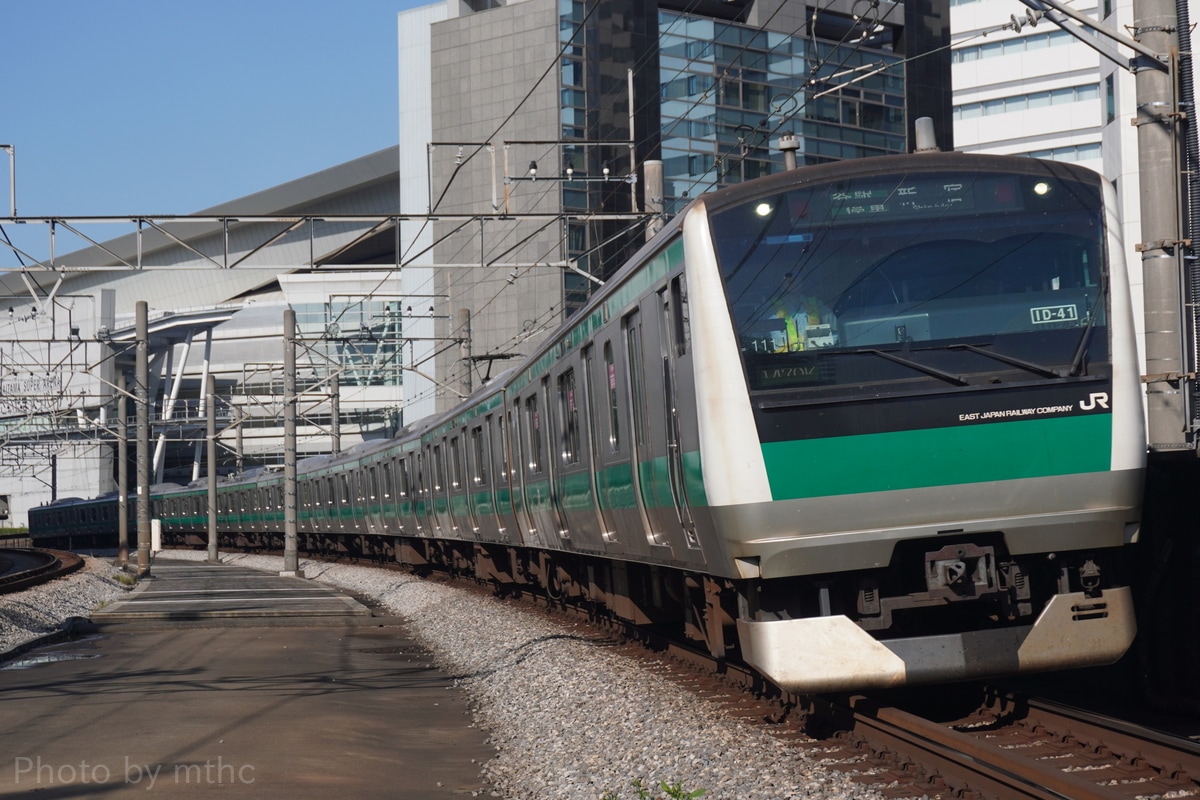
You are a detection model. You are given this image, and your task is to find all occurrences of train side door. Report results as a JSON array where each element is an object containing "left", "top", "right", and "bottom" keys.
[
  {"left": 510, "top": 397, "right": 544, "bottom": 548},
  {"left": 490, "top": 412, "right": 520, "bottom": 542},
  {"left": 623, "top": 308, "right": 667, "bottom": 548},
  {"left": 659, "top": 279, "right": 700, "bottom": 550},
  {"left": 520, "top": 388, "right": 556, "bottom": 548},
  {"left": 580, "top": 345, "right": 618, "bottom": 547},
  {"left": 542, "top": 376, "right": 570, "bottom": 543}
]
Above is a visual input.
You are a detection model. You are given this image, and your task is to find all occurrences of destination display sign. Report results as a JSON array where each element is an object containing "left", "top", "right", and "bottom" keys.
[{"left": 828, "top": 177, "right": 1003, "bottom": 219}]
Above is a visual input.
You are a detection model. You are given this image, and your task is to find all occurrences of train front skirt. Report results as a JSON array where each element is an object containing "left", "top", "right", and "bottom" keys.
[{"left": 736, "top": 587, "right": 1136, "bottom": 692}]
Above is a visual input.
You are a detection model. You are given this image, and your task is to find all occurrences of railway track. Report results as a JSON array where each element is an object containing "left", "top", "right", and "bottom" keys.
[
  {"left": 0, "top": 548, "right": 83, "bottom": 594},
  {"left": 482, "top": 573, "right": 1200, "bottom": 800}
]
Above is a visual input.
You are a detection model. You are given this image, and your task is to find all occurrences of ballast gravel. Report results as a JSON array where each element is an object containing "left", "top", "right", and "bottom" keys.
[
  {"left": 3, "top": 551, "right": 891, "bottom": 800},
  {"left": 0, "top": 556, "right": 130, "bottom": 654}
]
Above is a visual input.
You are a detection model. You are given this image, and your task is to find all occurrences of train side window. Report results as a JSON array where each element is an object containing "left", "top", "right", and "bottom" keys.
[
  {"left": 525, "top": 394, "right": 543, "bottom": 473},
  {"left": 471, "top": 425, "right": 487, "bottom": 486},
  {"left": 557, "top": 368, "right": 580, "bottom": 465},
  {"left": 604, "top": 341, "right": 621, "bottom": 453}
]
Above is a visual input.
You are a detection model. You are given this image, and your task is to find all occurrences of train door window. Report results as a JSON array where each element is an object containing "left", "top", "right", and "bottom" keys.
[
  {"left": 368, "top": 466, "right": 379, "bottom": 502},
  {"left": 498, "top": 413, "right": 510, "bottom": 481},
  {"left": 583, "top": 346, "right": 599, "bottom": 456},
  {"left": 509, "top": 401, "right": 524, "bottom": 483},
  {"left": 449, "top": 436, "right": 464, "bottom": 490},
  {"left": 471, "top": 425, "right": 487, "bottom": 486},
  {"left": 339, "top": 474, "right": 351, "bottom": 505},
  {"left": 604, "top": 341, "right": 620, "bottom": 452},
  {"left": 325, "top": 477, "right": 335, "bottom": 508},
  {"left": 398, "top": 457, "right": 411, "bottom": 498},
  {"left": 432, "top": 444, "right": 445, "bottom": 491},
  {"left": 671, "top": 274, "right": 690, "bottom": 356},
  {"left": 381, "top": 461, "right": 393, "bottom": 500},
  {"left": 626, "top": 316, "right": 648, "bottom": 447},
  {"left": 557, "top": 369, "right": 580, "bottom": 465},
  {"left": 525, "top": 394, "right": 542, "bottom": 473}
]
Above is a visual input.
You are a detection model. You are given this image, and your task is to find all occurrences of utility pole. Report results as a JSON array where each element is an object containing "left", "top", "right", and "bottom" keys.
[
  {"left": 282, "top": 307, "right": 299, "bottom": 577},
  {"left": 206, "top": 373, "right": 219, "bottom": 563},
  {"left": 117, "top": 391, "right": 128, "bottom": 567},
  {"left": 1133, "top": 0, "right": 1193, "bottom": 452},
  {"left": 135, "top": 301, "right": 151, "bottom": 578},
  {"left": 330, "top": 372, "right": 341, "bottom": 454}
]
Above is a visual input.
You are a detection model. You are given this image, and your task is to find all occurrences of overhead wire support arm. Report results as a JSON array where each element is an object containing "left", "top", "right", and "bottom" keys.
[{"left": 1017, "top": 0, "right": 1169, "bottom": 72}]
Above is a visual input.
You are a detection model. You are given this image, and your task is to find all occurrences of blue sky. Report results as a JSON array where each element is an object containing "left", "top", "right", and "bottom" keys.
[{"left": 2, "top": 0, "right": 424, "bottom": 228}]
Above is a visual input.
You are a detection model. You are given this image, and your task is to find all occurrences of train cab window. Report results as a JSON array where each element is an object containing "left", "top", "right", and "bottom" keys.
[
  {"left": 557, "top": 369, "right": 580, "bottom": 465},
  {"left": 525, "top": 394, "right": 543, "bottom": 473},
  {"left": 471, "top": 425, "right": 488, "bottom": 486},
  {"left": 449, "top": 436, "right": 464, "bottom": 490},
  {"left": 603, "top": 341, "right": 620, "bottom": 453}
]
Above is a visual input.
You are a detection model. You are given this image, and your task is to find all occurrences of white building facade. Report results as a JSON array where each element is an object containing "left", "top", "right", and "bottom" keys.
[{"left": 952, "top": 0, "right": 1200, "bottom": 374}]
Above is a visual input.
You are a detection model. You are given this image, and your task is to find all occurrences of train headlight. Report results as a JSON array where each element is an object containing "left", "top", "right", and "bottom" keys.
[
  {"left": 755, "top": 202, "right": 773, "bottom": 217},
  {"left": 1033, "top": 181, "right": 1052, "bottom": 197}
]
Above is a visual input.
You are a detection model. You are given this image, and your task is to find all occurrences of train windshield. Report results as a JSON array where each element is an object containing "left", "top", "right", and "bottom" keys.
[{"left": 708, "top": 167, "right": 1107, "bottom": 393}]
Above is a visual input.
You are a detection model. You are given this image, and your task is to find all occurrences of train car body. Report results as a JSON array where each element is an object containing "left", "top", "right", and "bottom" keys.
[{"left": 31, "top": 152, "right": 1144, "bottom": 692}]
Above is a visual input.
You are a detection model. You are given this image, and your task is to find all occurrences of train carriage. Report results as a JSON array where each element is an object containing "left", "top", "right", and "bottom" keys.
[{"left": 31, "top": 151, "right": 1144, "bottom": 692}]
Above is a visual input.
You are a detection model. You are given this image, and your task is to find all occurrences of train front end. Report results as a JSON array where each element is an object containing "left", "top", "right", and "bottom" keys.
[{"left": 685, "top": 153, "right": 1143, "bottom": 691}]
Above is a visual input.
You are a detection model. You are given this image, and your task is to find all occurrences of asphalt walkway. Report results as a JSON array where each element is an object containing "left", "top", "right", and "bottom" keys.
[{"left": 0, "top": 558, "right": 497, "bottom": 799}]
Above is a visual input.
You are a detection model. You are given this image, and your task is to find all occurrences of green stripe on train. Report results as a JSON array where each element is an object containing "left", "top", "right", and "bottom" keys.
[{"left": 762, "top": 415, "right": 1112, "bottom": 500}]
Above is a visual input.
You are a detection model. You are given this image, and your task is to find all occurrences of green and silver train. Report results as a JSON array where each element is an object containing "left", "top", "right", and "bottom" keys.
[{"left": 32, "top": 152, "right": 1144, "bottom": 691}]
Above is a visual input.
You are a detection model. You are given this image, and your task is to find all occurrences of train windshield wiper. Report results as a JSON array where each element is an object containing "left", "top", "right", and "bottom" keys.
[
  {"left": 942, "top": 343, "right": 1063, "bottom": 379},
  {"left": 850, "top": 348, "right": 969, "bottom": 386},
  {"left": 1067, "top": 282, "right": 1106, "bottom": 377}
]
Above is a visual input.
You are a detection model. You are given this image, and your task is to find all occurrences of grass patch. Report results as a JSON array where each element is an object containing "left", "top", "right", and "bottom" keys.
[{"left": 602, "top": 779, "right": 705, "bottom": 800}]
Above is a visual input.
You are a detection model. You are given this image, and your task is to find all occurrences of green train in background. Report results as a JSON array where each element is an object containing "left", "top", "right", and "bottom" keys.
[{"left": 32, "top": 152, "right": 1144, "bottom": 692}]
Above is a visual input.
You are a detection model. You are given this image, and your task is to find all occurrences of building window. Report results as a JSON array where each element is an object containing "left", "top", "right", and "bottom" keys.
[{"left": 1105, "top": 74, "right": 1116, "bottom": 124}]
